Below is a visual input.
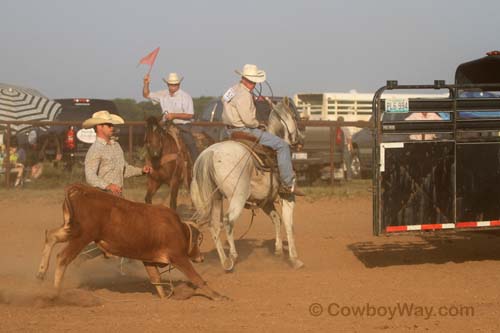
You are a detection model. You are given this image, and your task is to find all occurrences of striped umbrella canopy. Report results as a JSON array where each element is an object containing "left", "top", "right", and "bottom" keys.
[{"left": 0, "top": 84, "right": 62, "bottom": 135}]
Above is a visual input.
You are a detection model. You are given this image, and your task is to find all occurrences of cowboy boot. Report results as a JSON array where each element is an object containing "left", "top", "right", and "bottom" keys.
[{"left": 279, "top": 183, "right": 305, "bottom": 197}]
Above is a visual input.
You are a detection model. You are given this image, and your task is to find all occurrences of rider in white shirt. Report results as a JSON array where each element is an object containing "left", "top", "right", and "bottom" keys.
[{"left": 143, "top": 72, "right": 199, "bottom": 162}]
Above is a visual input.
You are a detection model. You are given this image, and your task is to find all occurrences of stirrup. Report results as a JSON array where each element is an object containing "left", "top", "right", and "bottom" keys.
[{"left": 279, "top": 185, "right": 305, "bottom": 196}]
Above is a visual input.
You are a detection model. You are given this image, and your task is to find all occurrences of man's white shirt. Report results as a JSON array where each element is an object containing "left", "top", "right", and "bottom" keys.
[{"left": 148, "top": 89, "right": 194, "bottom": 124}]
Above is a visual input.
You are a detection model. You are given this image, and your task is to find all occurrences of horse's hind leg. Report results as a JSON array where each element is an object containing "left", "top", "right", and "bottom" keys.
[
  {"left": 223, "top": 196, "right": 246, "bottom": 263},
  {"left": 36, "top": 226, "right": 71, "bottom": 280},
  {"left": 262, "top": 202, "right": 283, "bottom": 256},
  {"left": 143, "top": 262, "right": 167, "bottom": 298},
  {"left": 145, "top": 177, "right": 161, "bottom": 204},
  {"left": 223, "top": 218, "right": 236, "bottom": 261},
  {"left": 220, "top": 178, "right": 250, "bottom": 269},
  {"left": 281, "top": 197, "right": 304, "bottom": 269},
  {"left": 210, "top": 198, "right": 233, "bottom": 271},
  {"left": 54, "top": 238, "right": 89, "bottom": 291}
]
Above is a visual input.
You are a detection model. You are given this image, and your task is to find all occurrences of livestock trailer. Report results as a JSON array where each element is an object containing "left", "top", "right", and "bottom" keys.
[{"left": 373, "top": 52, "right": 500, "bottom": 235}]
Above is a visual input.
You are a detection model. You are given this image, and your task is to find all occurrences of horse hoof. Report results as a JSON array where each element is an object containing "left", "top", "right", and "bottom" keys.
[
  {"left": 274, "top": 249, "right": 283, "bottom": 256},
  {"left": 290, "top": 259, "right": 305, "bottom": 270},
  {"left": 223, "top": 257, "right": 234, "bottom": 272}
]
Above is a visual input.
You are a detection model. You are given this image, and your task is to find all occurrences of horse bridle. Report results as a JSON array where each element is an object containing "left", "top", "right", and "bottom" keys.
[{"left": 145, "top": 123, "right": 167, "bottom": 156}]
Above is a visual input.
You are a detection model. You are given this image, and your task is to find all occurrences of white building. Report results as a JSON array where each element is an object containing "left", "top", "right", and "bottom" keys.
[{"left": 294, "top": 90, "right": 448, "bottom": 122}]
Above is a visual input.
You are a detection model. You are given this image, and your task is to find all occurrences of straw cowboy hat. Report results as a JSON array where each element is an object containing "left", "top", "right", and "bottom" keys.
[
  {"left": 235, "top": 64, "right": 266, "bottom": 83},
  {"left": 163, "top": 73, "right": 183, "bottom": 85},
  {"left": 82, "top": 110, "right": 124, "bottom": 129}
]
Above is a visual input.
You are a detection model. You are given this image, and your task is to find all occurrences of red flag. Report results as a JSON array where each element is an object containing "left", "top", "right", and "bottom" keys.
[
  {"left": 139, "top": 47, "right": 160, "bottom": 66},
  {"left": 139, "top": 47, "right": 160, "bottom": 75}
]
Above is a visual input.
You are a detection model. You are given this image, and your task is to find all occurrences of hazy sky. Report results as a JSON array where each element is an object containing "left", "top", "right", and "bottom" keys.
[{"left": 2, "top": 0, "right": 499, "bottom": 101}]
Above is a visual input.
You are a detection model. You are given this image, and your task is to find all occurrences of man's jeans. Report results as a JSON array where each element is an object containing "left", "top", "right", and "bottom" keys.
[
  {"left": 227, "top": 127, "right": 294, "bottom": 187},
  {"left": 177, "top": 124, "right": 199, "bottom": 162}
]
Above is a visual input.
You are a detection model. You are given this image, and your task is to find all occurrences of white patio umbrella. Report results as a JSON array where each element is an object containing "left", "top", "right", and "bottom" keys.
[{"left": 0, "top": 83, "right": 62, "bottom": 135}]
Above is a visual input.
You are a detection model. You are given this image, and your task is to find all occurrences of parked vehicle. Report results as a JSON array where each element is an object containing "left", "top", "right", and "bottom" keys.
[
  {"left": 42, "top": 98, "right": 144, "bottom": 169},
  {"left": 294, "top": 122, "right": 352, "bottom": 183},
  {"left": 351, "top": 125, "right": 372, "bottom": 178}
]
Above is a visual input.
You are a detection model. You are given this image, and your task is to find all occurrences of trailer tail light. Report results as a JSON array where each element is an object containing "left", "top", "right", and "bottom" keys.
[{"left": 73, "top": 98, "right": 90, "bottom": 105}]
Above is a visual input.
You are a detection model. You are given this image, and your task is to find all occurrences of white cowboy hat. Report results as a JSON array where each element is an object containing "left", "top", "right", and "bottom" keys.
[
  {"left": 162, "top": 72, "right": 183, "bottom": 85},
  {"left": 235, "top": 64, "right": 266, "bottom": 83},
  {"left": 82, "top": 110, "right": 124, "bottom": 129}
]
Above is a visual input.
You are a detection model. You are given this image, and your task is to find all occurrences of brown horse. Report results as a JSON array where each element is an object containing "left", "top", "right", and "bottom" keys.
[{"left": 144, "top": 116, "right": 189, "bottom": 209}]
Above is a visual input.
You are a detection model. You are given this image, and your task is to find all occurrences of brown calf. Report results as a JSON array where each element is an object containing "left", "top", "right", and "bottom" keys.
[{"left": 36, "top": 183, "right": 223, "bottom": 300}]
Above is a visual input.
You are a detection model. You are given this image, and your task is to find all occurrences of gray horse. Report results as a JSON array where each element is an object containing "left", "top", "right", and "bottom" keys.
[{"left": 190, "top": 98, "right": 305, "bottom": 271}]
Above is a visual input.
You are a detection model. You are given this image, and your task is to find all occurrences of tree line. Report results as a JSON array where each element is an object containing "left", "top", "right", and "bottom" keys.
[{"left": 112, "top": 96, "right": 214, "bottom": 121}]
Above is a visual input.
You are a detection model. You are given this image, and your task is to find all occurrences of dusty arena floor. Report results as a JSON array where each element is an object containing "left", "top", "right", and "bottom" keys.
[{"left": 1, "top": 185, "right": 499, "bottom": 332}]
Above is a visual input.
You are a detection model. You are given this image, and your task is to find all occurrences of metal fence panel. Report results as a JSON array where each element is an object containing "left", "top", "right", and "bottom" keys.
[{"left": 381, "top": 141, "right": 454, "bottom": 230}]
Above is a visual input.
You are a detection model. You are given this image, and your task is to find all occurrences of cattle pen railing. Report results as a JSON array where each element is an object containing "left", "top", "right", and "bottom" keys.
[{"left": 0, "top": 119, "right": 372, "bottom": 188}]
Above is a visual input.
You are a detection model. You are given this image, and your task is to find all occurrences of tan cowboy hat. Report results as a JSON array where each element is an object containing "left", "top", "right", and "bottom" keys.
[
  {"left": 162, "top": 72, "right": 183, "bottom": 85},
  {"left": 82, "top": 110, "right": 124, "bottom": 129},
  {"left": 235, "top": 64, "right": 266, "bottom": 83}
]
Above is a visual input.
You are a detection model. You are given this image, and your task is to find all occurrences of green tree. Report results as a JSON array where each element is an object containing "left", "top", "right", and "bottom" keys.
[
  {"left": 113, "top": 98, "right": 162, "bottom": 120},
  {"left": 193, "top": 96, "right": 215, "bottom": 118},
  {"left": 113, "top": 96, "right": 215, "bottom": 121}
]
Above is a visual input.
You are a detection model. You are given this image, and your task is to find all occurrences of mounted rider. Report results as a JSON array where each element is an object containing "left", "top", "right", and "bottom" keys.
[
  {"left": 222, "top": 64, "right": 304, "bottom": 196},
  {"left": 142, "top": 72, "right": 199, "bottom": 163}
]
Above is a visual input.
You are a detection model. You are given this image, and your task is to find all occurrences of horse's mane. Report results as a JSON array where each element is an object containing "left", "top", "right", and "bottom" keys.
[
  {"left": 268, "top": 100, "right": 291, "bottom": 138},
  {"left": 273, "top": 98, "right": 299, "bottom": 122},
  {"left": 267, "top": 98, "right": 303, "bottom": 144},
  {"left": 145, "top": 115, "right": 172, "bottom": 142},
  {"left": 146, "top": 116, "right": 160, "bottom": 129},
  {"left": 145, "top": 116, "right": 178, "bottom": 144}
]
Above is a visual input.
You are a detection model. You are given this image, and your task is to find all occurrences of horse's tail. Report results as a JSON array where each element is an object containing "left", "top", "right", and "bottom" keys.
[{"left": 190, "top": 150, "right": 217, "bottom": 223}]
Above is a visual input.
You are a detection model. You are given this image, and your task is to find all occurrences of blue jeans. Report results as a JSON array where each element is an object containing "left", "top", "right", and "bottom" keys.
[
  {"left": 177, "top": 124, "right": 199, "bottom": 162},
  {"left": 228, "top": 127, "right": 294, "bottom": 187}
]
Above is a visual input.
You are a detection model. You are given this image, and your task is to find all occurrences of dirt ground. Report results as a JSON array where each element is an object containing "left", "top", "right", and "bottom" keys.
[{"left": 0, "top": 186, "right": 499, "bottom": 332}]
